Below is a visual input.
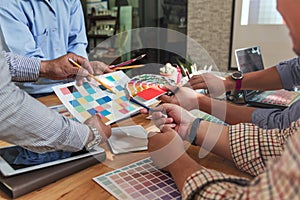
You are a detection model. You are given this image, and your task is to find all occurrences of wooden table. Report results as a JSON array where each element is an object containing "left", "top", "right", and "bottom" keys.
[{"left": 0, "top": 95, "right": 252, "bottom": 200}]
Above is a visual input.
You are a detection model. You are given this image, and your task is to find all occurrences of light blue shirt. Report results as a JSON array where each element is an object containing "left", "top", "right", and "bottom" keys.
[
  {"left": 0, "top": 0, "right": 88, "bottom": 94},
  {"left": 252, "top": 57, "right": 300, "bottom": 129}
]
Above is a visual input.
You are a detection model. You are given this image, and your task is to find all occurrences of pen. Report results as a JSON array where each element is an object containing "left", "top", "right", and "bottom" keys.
[
  {"left": 68, "top": 58, "right": 115, "bottom": 93},
  {"left": 185, "top": 68, "right": 191, "bottom": 80},
  {"left": 129, "top": 97, "right": 155, "bottom": 112}
]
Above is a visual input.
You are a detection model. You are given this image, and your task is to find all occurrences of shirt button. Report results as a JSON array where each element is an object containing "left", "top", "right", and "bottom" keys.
[{"left": 52, "top": 28, "right": 57, "bottom": 32}]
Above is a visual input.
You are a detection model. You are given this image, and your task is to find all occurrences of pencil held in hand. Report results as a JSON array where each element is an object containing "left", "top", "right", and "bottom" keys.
[{"left": 68, "top": 58, "right": 115, "bottom": 93}]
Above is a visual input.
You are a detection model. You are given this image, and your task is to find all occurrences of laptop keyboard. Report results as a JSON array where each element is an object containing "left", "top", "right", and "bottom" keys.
[{"left": 251, "top": 90, "right": 300, "bottom": 106}]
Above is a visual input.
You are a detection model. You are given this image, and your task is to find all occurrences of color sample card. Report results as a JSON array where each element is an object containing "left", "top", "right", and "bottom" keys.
[
  {"left": 49, "top": 104, "right": 78, "bottom": 122},
  {"left": 53, "top": 71, "right": 140, "bottom": 124},
  {"left": 93, "top": 158, "right": 181, "bottom": 200},
  {"left": 126, "top": 74, "right": 176, "bottom": 103}
]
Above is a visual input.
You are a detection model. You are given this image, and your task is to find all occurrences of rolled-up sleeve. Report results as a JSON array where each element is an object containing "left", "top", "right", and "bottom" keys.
[
  {"left": 276, "top": 57, "right": 300, "bottom": 90},
  {"left": 229, "top": 121, "right": 299, "bottom": 176},
  {"left": 2, "top": 51, "right": 41, "bottom": 82},
  {"left": 252, "top": 99, "right": 300, "bottom": 129},
  {"left": 182, "top": 120, "right": 300, "bottom": 200}
]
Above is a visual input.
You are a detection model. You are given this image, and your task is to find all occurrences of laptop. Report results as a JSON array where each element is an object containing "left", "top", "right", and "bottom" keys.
[{"left": 235, "top": 46, "right": 300, "bottom": 110}]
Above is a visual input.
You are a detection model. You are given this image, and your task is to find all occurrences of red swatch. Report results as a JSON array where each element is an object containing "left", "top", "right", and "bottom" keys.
[{"left": 136, "top": 87, "right": 166, "bottom": 101}]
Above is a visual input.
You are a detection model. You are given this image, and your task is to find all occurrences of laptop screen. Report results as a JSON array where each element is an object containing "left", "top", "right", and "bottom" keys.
[
  {"left": 235, "top": 46, "right": 264, "bottom": 98},
  {"left": 235, "top": 46, "right": 264, "bottom": 73}
]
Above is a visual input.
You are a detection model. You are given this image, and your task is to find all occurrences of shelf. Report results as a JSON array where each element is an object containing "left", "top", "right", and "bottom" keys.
[{"left": 87, "top": 15, "right": 117, "bottom": 21}]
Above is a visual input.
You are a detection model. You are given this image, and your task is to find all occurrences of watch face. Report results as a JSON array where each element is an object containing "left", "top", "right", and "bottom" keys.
[{"left": 232, "top": 72, "right": 243, "bottom": 80}]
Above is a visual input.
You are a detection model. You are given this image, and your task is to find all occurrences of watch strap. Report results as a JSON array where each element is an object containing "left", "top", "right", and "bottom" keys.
[
  {"left": 188, "top": 118, "right": 202, "bottom": 145},
  {"left": 235, "top": 79, "right": 242, "bottom": 91}
]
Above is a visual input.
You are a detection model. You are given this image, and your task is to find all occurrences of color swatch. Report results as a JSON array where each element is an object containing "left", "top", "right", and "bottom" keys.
[
  {"left": 126, "top": 74, "right": 176, "bottom": 103},
  {"left": 53, "top": 71, "right": 140, "bottom": 124},
  {"left": 93, "top": 158, "right": 181, "bottom": 200},
  {"left": 49, "top": 104, "right": 78, "bottom": 122}
]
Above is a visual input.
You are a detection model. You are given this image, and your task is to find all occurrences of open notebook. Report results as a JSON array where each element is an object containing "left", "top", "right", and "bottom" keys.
[{"left": 235, "top": 46, "right": 300, "bottom": 109}]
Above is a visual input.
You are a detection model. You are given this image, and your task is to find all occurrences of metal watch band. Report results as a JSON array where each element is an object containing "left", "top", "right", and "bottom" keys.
[{"left": 85, "top": 126, "right": 102, "bottom": 151}]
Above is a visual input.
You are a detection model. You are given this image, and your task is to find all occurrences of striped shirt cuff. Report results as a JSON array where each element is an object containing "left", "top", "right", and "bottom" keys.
[{"left": 3, "top": 51, "right": 41, "bottom": 82}]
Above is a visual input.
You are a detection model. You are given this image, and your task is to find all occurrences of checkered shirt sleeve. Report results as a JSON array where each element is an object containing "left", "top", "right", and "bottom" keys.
[
  {"left": 230, "top": 121, "right": 298, "bottom": 176},
  {"left": 182, "top": 119, "right": 300, "bottom": 200},
  {"left": 2, "top": 51, "right": 40, "bottom": 82}
]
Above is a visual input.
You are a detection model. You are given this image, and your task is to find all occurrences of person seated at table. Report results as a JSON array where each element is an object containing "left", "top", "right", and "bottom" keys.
[
  {"left": 160, "top": 57, "right": 300, "bottom": 130},
  {"left": 146, "top": 103, "right": 300, "bottom": 199},
  {"left": 0, "top": 52, "right": 111, "bottom": 154}
]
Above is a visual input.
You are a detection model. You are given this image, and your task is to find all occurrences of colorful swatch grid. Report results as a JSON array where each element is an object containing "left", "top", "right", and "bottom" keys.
[
  {"left": 126, "top": 74, "right": 176, "bottom": 103},
  {"left": 49, "top": 104, "right": 78, "bottom": 122},
  {"left": 53, "top": 71, "right": 140, "bottom": 124},
  {"left": 93, "top": 158, "right": 181, "bottom": 200}
]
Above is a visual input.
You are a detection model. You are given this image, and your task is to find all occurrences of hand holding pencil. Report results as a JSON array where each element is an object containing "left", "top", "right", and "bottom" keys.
[{"left": 68, "top": 58, "right": 115, "bottom": 93}]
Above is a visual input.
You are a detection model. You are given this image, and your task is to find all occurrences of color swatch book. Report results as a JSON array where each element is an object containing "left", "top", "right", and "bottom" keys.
[
  {"left": 53, "top": 71, "right": 140, "bottom": 124},
  {"left": 126, "top": 74, "right": 175, "bottom": 103},
  {"left": 93, "top": 157, "right": 181, "bottom": 200}
]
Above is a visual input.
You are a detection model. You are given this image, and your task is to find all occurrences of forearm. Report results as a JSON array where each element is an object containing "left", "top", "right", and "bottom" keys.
[
  {"left": 198, "top": 95, "right": 254, "bottom": 125},
  {"left": 168, "top": 154, "right": 203, "bottom": 193},
  {"left": 0, "top": 58, "right": 89, "bottom": 152},
  {"left": 226, "top": 67, "right": 283, "bottom": 91},
  {"left": 193, "top": 121, "right": 233, "bottom": 161}
]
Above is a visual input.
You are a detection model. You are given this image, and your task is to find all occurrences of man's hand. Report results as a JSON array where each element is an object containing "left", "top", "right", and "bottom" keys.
[
  {"left": 148, "top": 126, "right": 187, "bottom": 171},
  {"left": 149, "top": 103, "right": 196, "bottom": 140},
  {"left": 185, "top": 73, "right": 228, "bottom": 97},
  {"left": 89, "top": 61, "right": 114, "bottom": 75},
  {"left": 84, "top": 114, "right": 112, "bottom": 143},
  {"left": 40, "top": 53, "right": 91, "bottom": 80},
  {"left": 159, "top": 86, "right": 201, "bottom": 110}
]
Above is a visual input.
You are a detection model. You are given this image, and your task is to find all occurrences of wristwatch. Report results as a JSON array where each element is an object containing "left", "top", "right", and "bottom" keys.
[
  {"left": 231, "top": 71, "right": 243, "bottom": 91},
  {"left": 85, "top": 126, "right": 102, "bottom": 151}
]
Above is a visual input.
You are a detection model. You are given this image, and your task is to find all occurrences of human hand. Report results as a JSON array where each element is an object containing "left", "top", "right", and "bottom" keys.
[
  {"left": 40, "top": 53, "right": 91, "bottom": 81},
  {"left": 147, "top": 126, "right": 186, "bottom": 171},
  {"left": 84, "top": 114, "right": 112, "bottom": 143},
  {"left": 89, "top": 61, "right": 114, "bottom": 75},
  {"left": 159, "top": 86, "right": 200, "bottom": 110},
  {"left": 150, "top": 103, "right": 196, "bottom": 140},
  {"left": 184, "top": 73, "right": 227, "bottom": 97}
]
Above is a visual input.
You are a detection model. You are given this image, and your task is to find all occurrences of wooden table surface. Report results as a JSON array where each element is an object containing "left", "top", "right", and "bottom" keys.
[{"left": 0, "top": 95, "right": 253, "bottom": 200}]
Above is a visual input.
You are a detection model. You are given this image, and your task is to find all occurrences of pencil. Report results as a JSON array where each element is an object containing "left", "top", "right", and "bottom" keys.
[
  {"left": 68, "top": 58, "right": 115, "bottom": 93},
  {"left": 113, "top": 64, "right": 145, "bottom": 71}
]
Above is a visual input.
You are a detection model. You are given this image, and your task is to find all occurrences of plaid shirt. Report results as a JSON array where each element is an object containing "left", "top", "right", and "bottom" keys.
[{"left": 183, "top": 119, "right": 300, "bottom": 199}]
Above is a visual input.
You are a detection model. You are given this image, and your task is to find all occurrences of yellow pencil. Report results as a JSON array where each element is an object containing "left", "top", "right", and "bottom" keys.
[
  {"left": 113, "top": 64, "right": 145, "bottom": 71},
  {"left": 68, "top": 58, "right": 115, "bottom": 93}
]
